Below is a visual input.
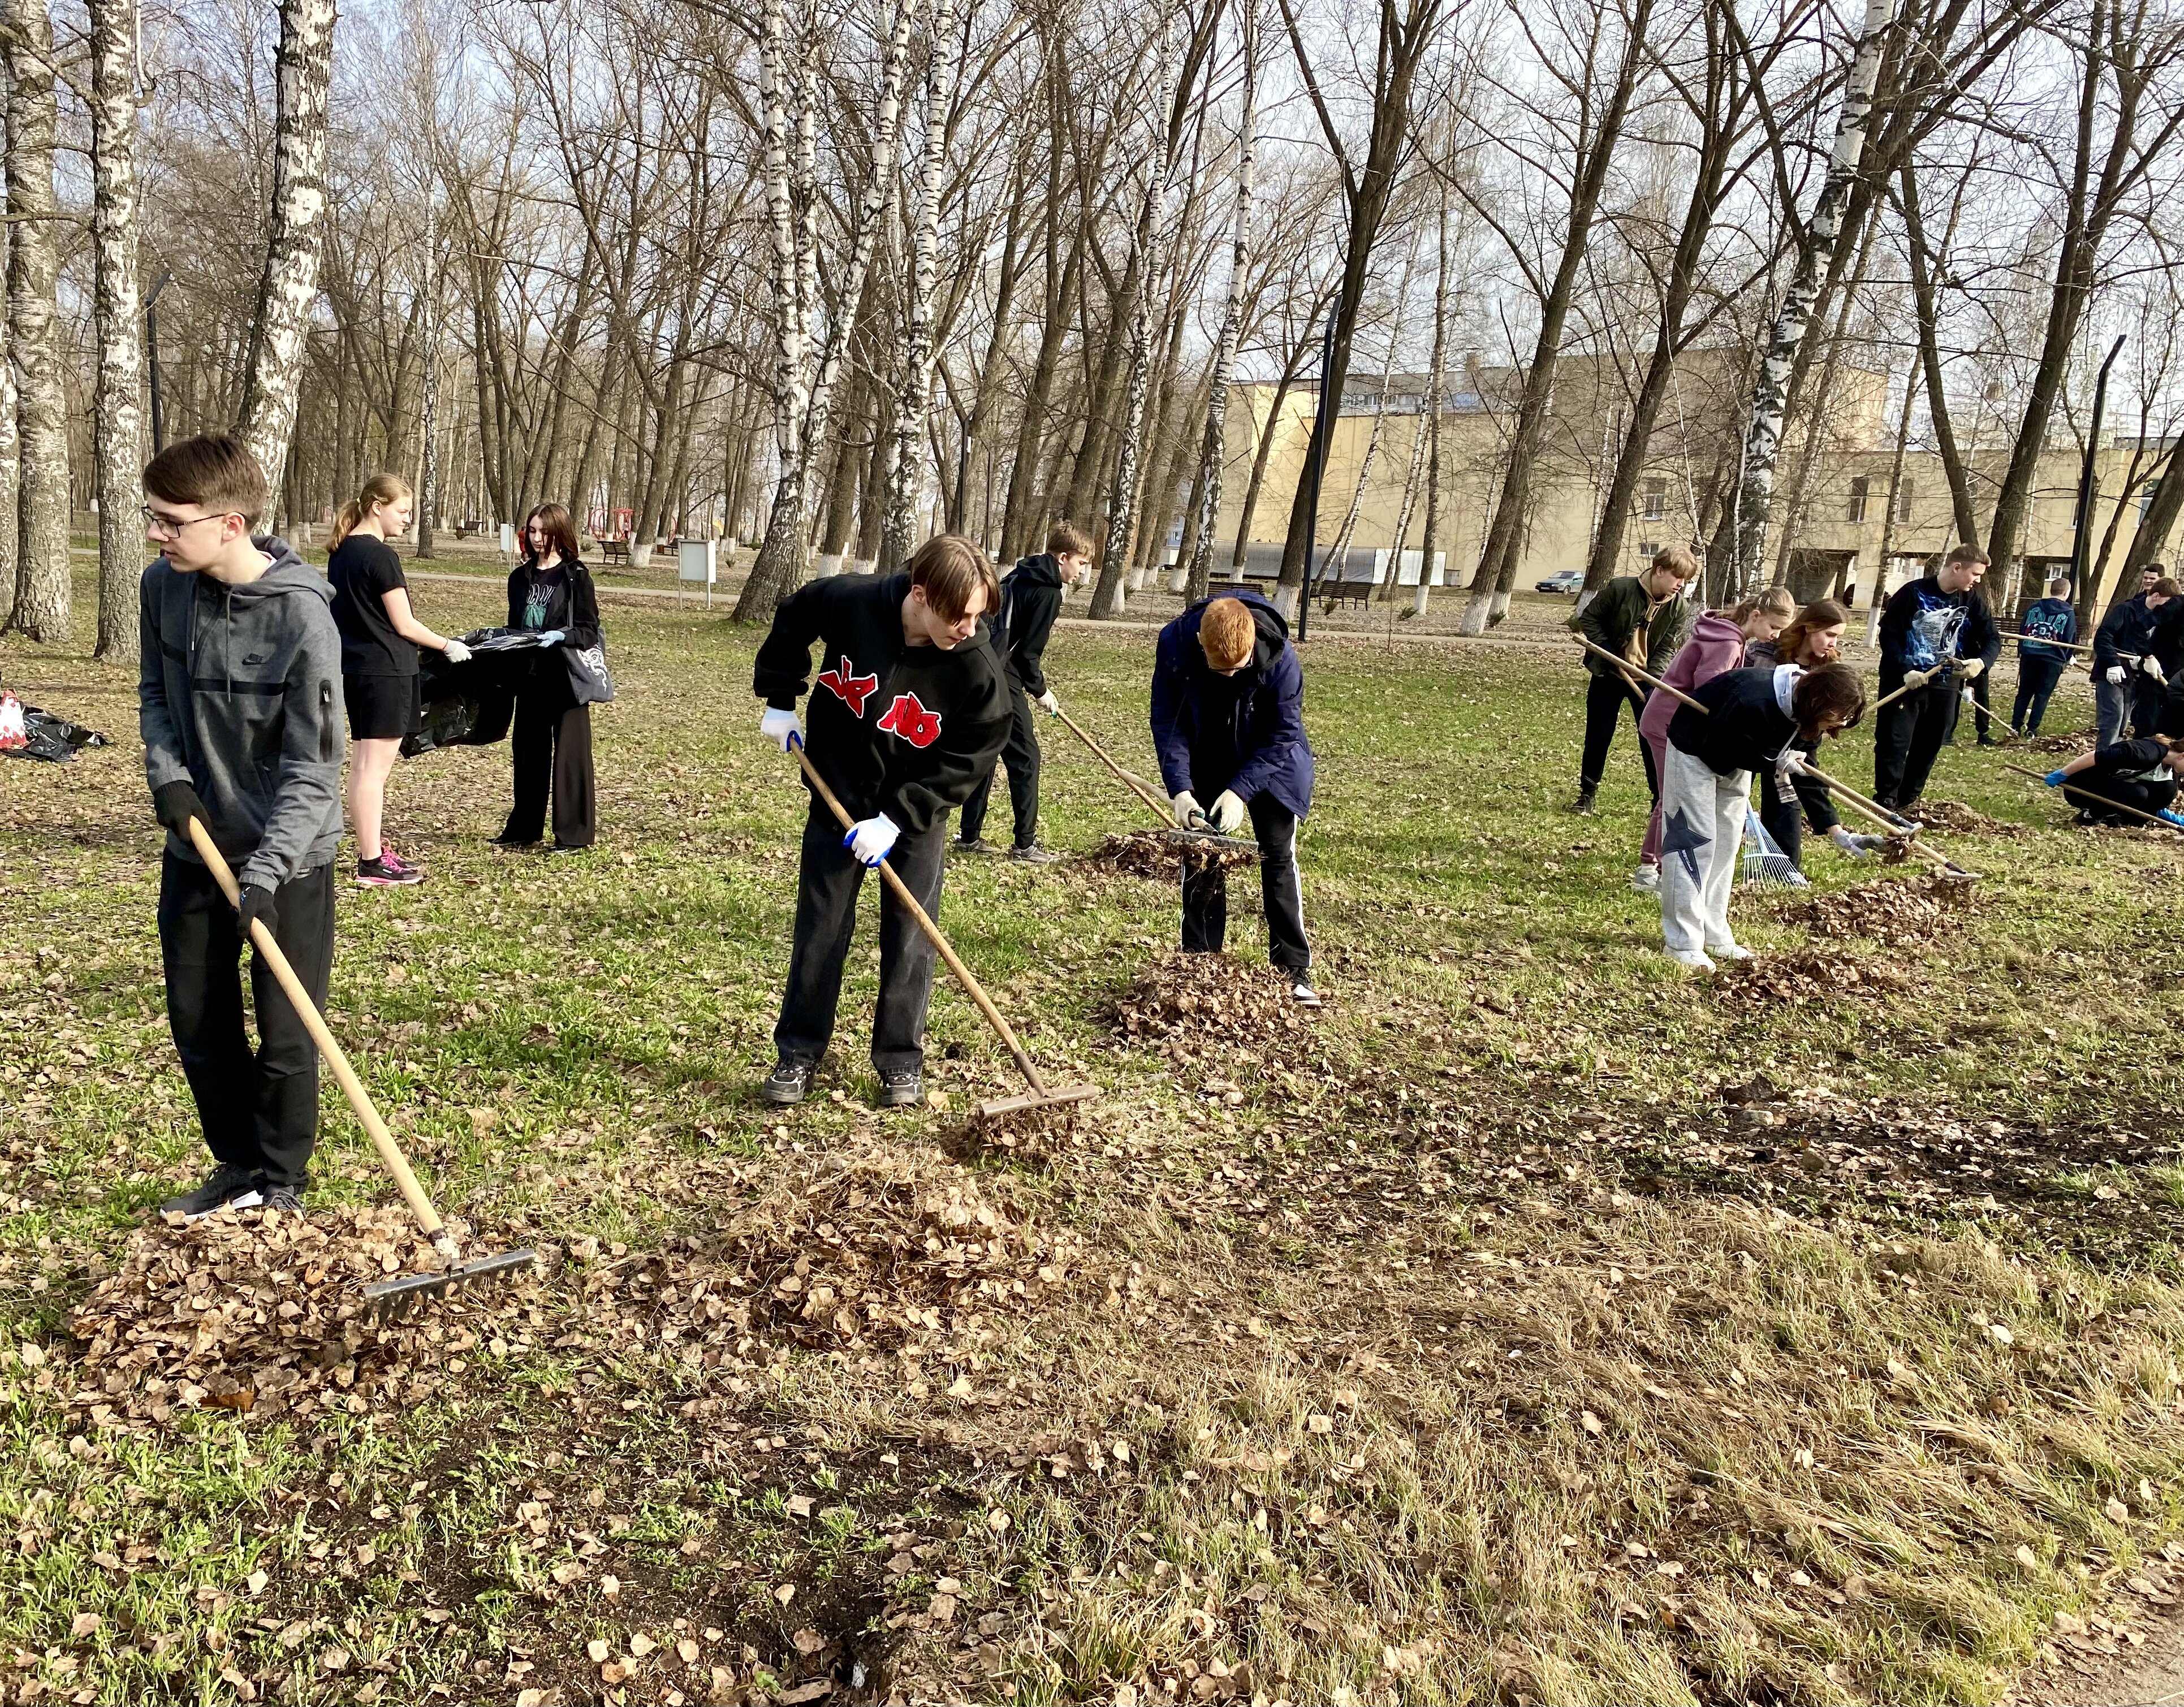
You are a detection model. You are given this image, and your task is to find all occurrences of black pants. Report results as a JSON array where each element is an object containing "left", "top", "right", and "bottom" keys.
[
  {"left": 1181, "top": 794, "right": 1310, "bottom": 974},
  {"left": 159, "top": 853, "right": 336, "bottom": 1192},
  {"left": 2014, "top": 657, "right": 2066, "bottom": 734},
  {"left": 2073, "top": 776, "right": 2175, "bottom": 824},
  {"left": 504, "top": 683, "right": 595, "bottom": 848},
  {"left": 2131, "top": 676, "right": 2169, "bottom": 739},
  {"left": 1969, "top": 671, "right": 1996, "bottom": 738},
  {"left": 775, "top": 801, "right": 947, "bottom": 1074},
  {"left": 1757, "top": 768, "right": 1804, "bottom": 869},
  {"left": 1580, "top": 672, "right": 1656, "bottom": 800},
  {"left": 959, "top": 686, "right": 1041, "bottom": 848},
  {"left": 1873, "top": 681, "right": 1955, "bottom": 807}
]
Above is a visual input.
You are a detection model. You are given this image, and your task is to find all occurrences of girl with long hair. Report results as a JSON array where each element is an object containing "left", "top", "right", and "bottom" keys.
[
  {"left": 496, "top": 502, "right": 601, "bottom": 852},
  {"left": 326, "top": 473, "right": 470, "bottom": 886}
]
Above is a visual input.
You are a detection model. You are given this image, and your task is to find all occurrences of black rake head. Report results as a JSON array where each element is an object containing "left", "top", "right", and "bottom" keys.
[{"left": 362, "top": 1247, "right": 540, "bottom": 1320}]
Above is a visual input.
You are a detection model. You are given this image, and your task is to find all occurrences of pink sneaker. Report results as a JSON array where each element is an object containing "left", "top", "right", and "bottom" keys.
[{"left": 356, "top": 849, "right": 424, "bottom": 887}]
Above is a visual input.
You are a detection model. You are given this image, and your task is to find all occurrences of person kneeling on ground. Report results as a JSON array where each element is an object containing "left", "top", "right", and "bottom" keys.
[
  {"left": 2041, "top": 736, "right": 2184, "bottom": 828},
  {"left": 139, "top": 434, "right": 346, "bottom": 1220},
  {"left": 1633, "top": 590, "right": 1792, "bottom": 894},
  {"left": 1566, "top": 544, "right": 1698, "bottom": 815},
  {"left": 753, "top": 535, "right": 1011, "bottom": 1108},
  {"left": 1659, "top": 662, "right": 1867, "bottom": 971},
  {"left": 1150, "top": 592, "right": 1319, "bottom": 1007},
  {"left": 955, "top": 520, "right": 1092, "bottom": 863}
]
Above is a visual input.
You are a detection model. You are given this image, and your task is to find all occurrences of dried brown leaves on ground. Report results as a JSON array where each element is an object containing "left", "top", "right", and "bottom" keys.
[
  {"left": 1713, "top": 945, "right": 1914, "bottom": 1009},
  {"left": 68, "top": 1207, "right": 546, "bottom": 1429},
  {"left": 1079, "top": 831, "right": 1255, "bottom": 878},
  {"left": 1778, "top": 875, "right": 1978, "bottom": 944},
  {"left": 1907, "top": 797, "right": 2026, "bottom": 837},
  {"left": 1104, "top": 953, "right": 1314, "bottom": 1048}
]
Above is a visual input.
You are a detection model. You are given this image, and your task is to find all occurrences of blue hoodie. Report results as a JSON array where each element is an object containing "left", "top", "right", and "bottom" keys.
[{"left": 1150, "top": 590, "right": 1314, "bottom": 819}]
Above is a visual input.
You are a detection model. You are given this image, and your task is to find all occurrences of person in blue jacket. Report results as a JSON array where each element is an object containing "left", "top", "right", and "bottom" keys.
[
  {"left": 1150, "top": 592, "right": 1319, "bottom": 1006},
  {"left": 2013, "top": 576, "right": 2078, "bottom": 736}
]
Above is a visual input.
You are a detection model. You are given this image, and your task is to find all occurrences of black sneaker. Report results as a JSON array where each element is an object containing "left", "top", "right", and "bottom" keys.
[
  {"left": 952, "top": 837, "right": 998, "bottom": 857},
  {"left": 356, "top": 852, "right": 424, "bottom": 887},
  {"left": 1569, "top": 789, "right": 1596, "bottom": 816},
  {"left": 877, "top": 1068, "right": 923, "bottom": 1108},
  {"left": 1008, "top": 844, "right": 1061, "bottom": 864},
  {"left": 547, "top": 842, "right": 590, "bottom": 857},
  {"left": 760, "top": 1059, "right": 814, "bottom": 1105},
  {"left": 258, "top": 1186, "right": 306, "bottom": 1215},
  {"left": 159, "top": 1164, "right": 263, "bottom": 1222},
  {"left": 491, "top": 831, "right": 540, "bottom": 849},
  {"left": 1290, "top": 980, "right": 1323, "bottom": 1008}
]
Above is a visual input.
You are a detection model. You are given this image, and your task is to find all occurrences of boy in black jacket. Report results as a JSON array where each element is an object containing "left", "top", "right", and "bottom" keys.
[
  {"left": 753, "top": 537, "right": 1011, "bottom": 1108},
  {"left": 956, "top": 520, "right": 1092, "bottom": 861},
  {"left": 137, "top": 435, "right": 346, "bottom": 1218},
  {"left": 1873, "top": 543, "right": 1997, "bottom": 809}
]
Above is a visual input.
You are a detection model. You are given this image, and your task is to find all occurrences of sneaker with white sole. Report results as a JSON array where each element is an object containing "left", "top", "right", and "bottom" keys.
[
  {"left": 1630, "top": 863, "right": 1660, "bottom": 894},
  {"left": 356, "top": 849, "right": 424, "bottom": 887},
  {"left": 1665, "top": 950, "right": 1716, "bottom": 972},
  {"left": 1707, "top": 943, "right": 1756, "bottom": 962},
  {"left": 1008, "top": 844, "right": 1062, "bottom": 864},
  {"left": 159, "top": 1164, "right": 264, "bottom": 1221},
  {"left": 1290, "top": 980, "right": 1323, "bottom": 1008}
]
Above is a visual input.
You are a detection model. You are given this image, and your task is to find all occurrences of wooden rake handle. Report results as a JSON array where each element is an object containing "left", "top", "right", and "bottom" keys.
[
  {"left": 2001, "top": 761, "right": 2184, "bottom": 836},
  {"left": 1573, "top": 635, "right": 1699, "bottom": 709},
  {"left": 1792, "top": 763, "right": 1964, "bottom": 872},
  {"left": 183, "top": 818, "right": 454, "bottom": 1250},
  {"left": 1051, "top": 703, "right": 1176, "bottom": 827},
  {"left": 791, "top": 746, "right": 1049, "bottom": 1095}
]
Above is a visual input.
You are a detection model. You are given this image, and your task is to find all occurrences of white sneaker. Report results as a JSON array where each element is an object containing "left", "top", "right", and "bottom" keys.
[
  {"left": 1665, "top": 950, "right": 1716, "bottom": 972},
  {"left": 1290, "top": 980, "right": 1323, "bottom": 1008},
  {"left": 1630, "top": 863, "right": 1660, "bottom": 893},
  {"left": 1707, "top": 943, "right": 1755, "bottom": 962}
]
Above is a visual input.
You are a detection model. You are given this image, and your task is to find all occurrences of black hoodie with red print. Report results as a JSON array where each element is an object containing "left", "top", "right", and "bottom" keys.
[{"left": 754, "top": 572, "right": 1011, "bottom": 836}]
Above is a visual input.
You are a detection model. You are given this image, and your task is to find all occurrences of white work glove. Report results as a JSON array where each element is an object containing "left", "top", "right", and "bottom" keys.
[
  {"left": 842, "top": 812, "right": 899, "bottom": 867},
  {"left": 441, "top": 638, "right": 472, "bottom": 664},
  {"left": 1035, "top": 689, "right": 1060, "bottom": 716},
  {"left": 1775, "top": 749, "right": 1807, "bottom": 786},
  {"left": 2144, "top": 655, "right": 2169, "bottom": 684},
  {"left": 1900, "top": 667, "right": 1931, "bottom": 690},
  {"left": 1208, "top": 789, "right": 1248, "bottom": 834},
  {"left": 1829, "top": 826, "right": 1885, "bottom": 858},
  {"left": 534, "top": 629, "right": 566, "bottom": 646},
  {"left": 1959, "top": 656, "right": 1985, "bottom": 681},
  {"left": 1171, "top": 790, "right": 1206, "bottom": 829},
  {"left": 760, "top": 707, "right": 804, "bottom": 751},
  {"left": 2107, "top": 665, "right": 2127, "bottom": 685}
]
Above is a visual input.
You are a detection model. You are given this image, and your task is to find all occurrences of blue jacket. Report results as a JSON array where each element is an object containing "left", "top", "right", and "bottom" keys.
[
  {"left": 2017, "top": 597, "right": 2078, "bottom": 664},
  {"left": 1150, "top": 590, "right": 1314, "bottom": 818}
]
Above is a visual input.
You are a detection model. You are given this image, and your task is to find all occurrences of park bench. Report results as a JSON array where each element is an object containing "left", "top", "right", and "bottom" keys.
[{"left": 599, "top": 538, "right": 631, "bottom": 567}]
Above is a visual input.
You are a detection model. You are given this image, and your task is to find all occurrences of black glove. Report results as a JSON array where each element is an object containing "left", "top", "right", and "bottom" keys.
[
  {"left": 152, "top": 779, "right": 207, "bottom": 833},
  {"left": 236, "top": 883, "right": 279, "bottom": 941}
]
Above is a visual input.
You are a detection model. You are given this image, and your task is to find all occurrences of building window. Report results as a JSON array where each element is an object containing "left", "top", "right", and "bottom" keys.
[
  {"left": 1641, "top": 478, "right": 1666, "bottom": 521},
  {"left": 1893, "top": 479, "right": 1914, "bottom": 524},
  {"left": 1636, "top": 541, "right": 1659, "bottom": 561},
  {"left": 1847, "top": 476, "right": 1868, "bottom": 524}
]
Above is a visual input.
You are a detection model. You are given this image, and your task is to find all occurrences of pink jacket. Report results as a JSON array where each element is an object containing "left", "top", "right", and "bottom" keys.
[{"left": 1639, "top": 612, "right": 1746, "bottom": 746}]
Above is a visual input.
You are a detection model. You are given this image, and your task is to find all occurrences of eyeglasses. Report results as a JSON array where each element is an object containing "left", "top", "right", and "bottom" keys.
[{"left": 141, "top": 505, "right": 229, "bottom": 541}]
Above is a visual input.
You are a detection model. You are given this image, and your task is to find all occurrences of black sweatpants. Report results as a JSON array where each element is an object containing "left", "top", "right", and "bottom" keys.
[
  {"left": 774, "top": 801, "right": 947, "bottom": 1074},
  {"left": 2013, "top": 657, "right": 2066, "bottom": 734},
  {"left": 504, "top": 682, "right": 595, "bottom": 848},
  {"left": 1969, "top": 671, "right": 1997, "bottom": 738},
  {"left": 1181, "top": 794, "right": 1310, "bottom": 975},
  {"left": 2072, "top": 776, "right": 2176, "bottom": 824},
  {"left": 2131, "top": 676, "right": 2170, "bottom": 740},
  {"left": 158, "top": 853, "right": 336, "bottom": 1192},
  {"left": 959, "top": 685, "right": 1041, "bottom": 848},
  {"left": 1579, "top": 672, "right": 1656, "bottom": 800},
  {"left": 1757, "top": 768, "right": 1805, "bottom": 870},
  {"left": 1873, "top": 681, "right": 1956, "bottom": 807}
]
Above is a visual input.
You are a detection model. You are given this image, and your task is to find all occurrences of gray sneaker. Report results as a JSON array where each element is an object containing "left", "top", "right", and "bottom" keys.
[
  {"left": 1008, "top": 844, "right": 1061, "bottom": 864},
  {"left": 258, "top": 1186, "right": 306, "bottom": 1214},
  {"left": 952, "top": 837, "right": 998, "bottom": 857},
  {"left": 877, "top": 1068, "right": 924, "bottom": 1108},
  {"left": 160, "top": 1164, "right": 263, "bottom": 1222},
  {"left": 761, "top": 1059, "right": 815, "bottom": 1106}
]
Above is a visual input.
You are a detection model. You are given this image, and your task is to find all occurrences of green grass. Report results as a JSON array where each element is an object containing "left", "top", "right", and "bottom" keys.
[{"left": 5, "top": 571, "right": 2183, "bottom": 1704}]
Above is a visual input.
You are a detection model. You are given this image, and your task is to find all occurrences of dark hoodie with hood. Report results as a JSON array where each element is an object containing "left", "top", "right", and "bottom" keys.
[
  {"left": 139, "top": 537, "right": 347, "bottom": 892},
  {"left": 991, "top": 553, "right": 1064, "bottom": 697},
  {"left": 1150, "top": 590, "right": 1314, "bottom": 818}
]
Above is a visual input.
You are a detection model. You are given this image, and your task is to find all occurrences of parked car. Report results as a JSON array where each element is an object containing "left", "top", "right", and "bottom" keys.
[{"left": 1535, "top": 569, "right": 1585, "bottom": 595}]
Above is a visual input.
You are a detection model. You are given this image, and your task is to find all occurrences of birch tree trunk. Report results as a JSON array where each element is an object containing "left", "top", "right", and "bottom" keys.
[
  {"left": 881, "top": 0, "right": 961, "bottom": 572},
  {"left": 89, "top": 0, "right": 143, "bottom": 659},
  {"left": 1728, "top": 0, "right": 1893, "bottom": 595},
  {"left": 416, "top": 193, "right": 439, "bottom": 559},
  {"left": 5, "top": 0, "right": 68, "bottom": 643},
  {"left": 1184, "top": 0, "right": 1258, "bottom": 605}
]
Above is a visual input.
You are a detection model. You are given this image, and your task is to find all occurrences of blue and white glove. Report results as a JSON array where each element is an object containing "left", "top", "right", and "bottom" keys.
[
  {"left": 2159, "top": 809, "right": 2184, "bottom": 829},
  {"left": 2043, "top": 769, "right": 2070, "bottom": 787},
  {"left": 843, "top": 813, "right": 899, "bottom": 867},
  {"left": 535, "top": 629, "right": 566, "bottom": 646},
  {"left": 761, "top": 707, "right": 804, "bottom": 751}
]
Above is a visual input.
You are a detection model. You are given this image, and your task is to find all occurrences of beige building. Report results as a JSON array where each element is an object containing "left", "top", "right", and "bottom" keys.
[{"left": 1213, "top": 350, "right": 2157, "bottom": 612}]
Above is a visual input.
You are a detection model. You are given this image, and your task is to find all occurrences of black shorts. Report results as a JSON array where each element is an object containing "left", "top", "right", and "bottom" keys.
[{"left": 344, "top": 673, "right": 417, "bottom": 742}]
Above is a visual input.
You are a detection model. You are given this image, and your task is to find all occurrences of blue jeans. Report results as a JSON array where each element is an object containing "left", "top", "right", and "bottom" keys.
[{"left": 2095, "top": 674, "right": 2131, "bottom": 746}]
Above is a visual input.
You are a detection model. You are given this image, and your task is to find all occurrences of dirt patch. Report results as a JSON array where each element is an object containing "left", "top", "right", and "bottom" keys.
[
  {"left": 1776, "top": 875, "right": 1978, "bottom": 944},
  {"left": 1904, "top": 797, "right": 2026, "bottom": 837},
  {"left": 2008, "top": 1549, "right": 2184, "bottom": 1706},
  {"left": 67, "top": 1206, "right": 550, "bottom": 1430},
  {"left": 1078, "top": 829, "right": 1255, "bottom": 877},
  {"left": 1104, "top": 953, "right": 1314, "bottom": 1049},
  {"left": 1713, "top": 945, "right": 1915, "bottom": 1009}
]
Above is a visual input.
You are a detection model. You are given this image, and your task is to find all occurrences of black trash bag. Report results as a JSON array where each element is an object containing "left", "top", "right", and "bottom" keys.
[
  {"left": 403, "top": 628, "right": 555, "bottom": 758},
  {"left": 0, "top": 690, "right": 109, "bottom": 763}
]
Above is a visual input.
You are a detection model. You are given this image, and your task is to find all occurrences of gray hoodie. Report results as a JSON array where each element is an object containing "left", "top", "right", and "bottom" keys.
[{"left": 139, "top": 537, "right": 346, "bottom": 891}]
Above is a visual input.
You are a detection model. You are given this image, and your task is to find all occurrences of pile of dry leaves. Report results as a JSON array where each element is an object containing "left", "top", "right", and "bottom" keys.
[
  {"left": 1078, "top": 831, "right": 1255, "bottom": 877},
  {"left": 68, "top": 1206, "right": 544, "bottom": 1429},
  {"left": 1104, "top": 954, "right": 1314, "bottom": 1048},
  {"left": 1778, "top": 875, "right": 1976, "bottom": 944},
  {"left": 1713, "top": 945, "right": 1913, "bottom": 1009},
  {"left": 1904, "top": 798, "right": 2025, "bottom": 837}
]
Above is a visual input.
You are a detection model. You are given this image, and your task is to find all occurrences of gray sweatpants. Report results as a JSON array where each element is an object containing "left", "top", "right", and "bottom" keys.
[{"left": 1659, "top": 744, "right": 1747, "bottom": 958}]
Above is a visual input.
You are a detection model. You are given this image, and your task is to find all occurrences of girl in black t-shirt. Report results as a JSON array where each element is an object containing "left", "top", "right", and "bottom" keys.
[
  {"left": 496, "top": 502, "right": 602, "bottom": 852},
  {"left": 327, "top": 473, "right": 469, "bottom": 886}
]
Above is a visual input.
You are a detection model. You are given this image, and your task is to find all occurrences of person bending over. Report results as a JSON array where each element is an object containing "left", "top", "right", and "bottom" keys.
[
  {"left": 1566, "top": 544, "right": 1698, "bottom": 815},
  {"left": 753, "top": 535, "right": 1011, "bottom": 1109},
  {"left": 2041, "top": 736, "right": 2184, "bottom": 828},
  {"left": 956, "top": 520, "right": 1091, "bottom": 862},
  {"left": 1150, "top": 591, "right": 1319, "bottom": 1006},
  {"left": 138, "top": 434, "right": 345, "bottom": 1220},
  {"left": 1658, "top": 663, "right": 1867, "bottom": 971},
  {"left": 1873, "top": 542, "right": 1996, "bottom": 810},
  {"left": 1748, "top": 599, "right": 1881, "bottom": 870}
]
